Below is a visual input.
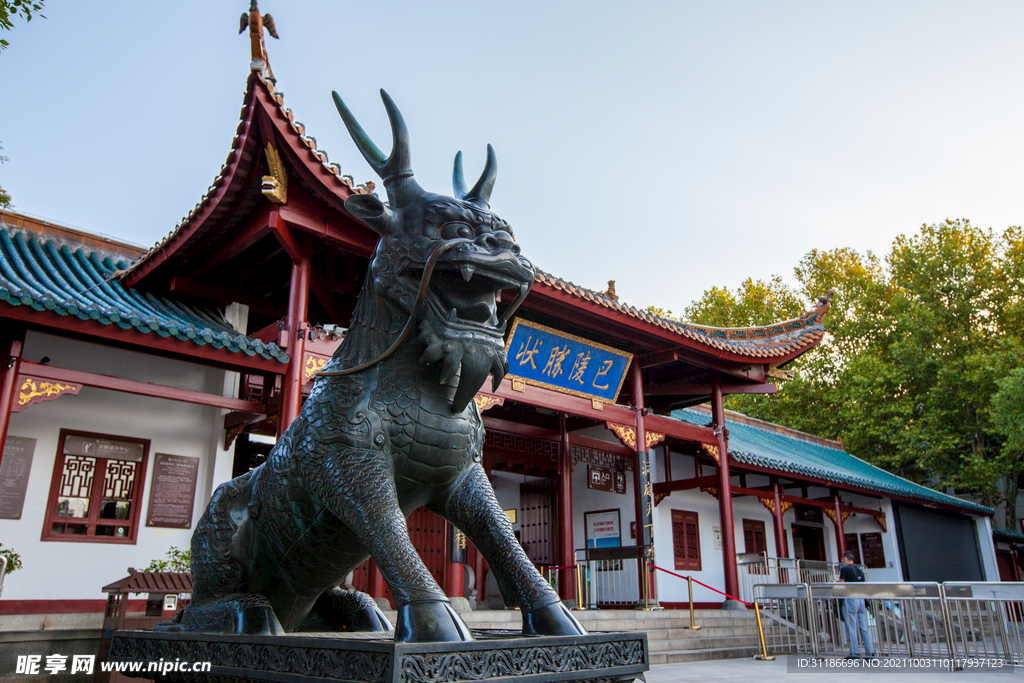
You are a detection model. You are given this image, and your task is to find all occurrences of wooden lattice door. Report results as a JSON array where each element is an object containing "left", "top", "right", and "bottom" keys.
[{"left": 520, "top": 482, "right": 555, "bottom": 566}]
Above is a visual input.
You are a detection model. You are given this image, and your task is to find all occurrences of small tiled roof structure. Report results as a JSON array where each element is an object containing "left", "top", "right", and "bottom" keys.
[
  {"left": 0, "top": 224, "right": 289, "bottom": 364},
  {"left": 674, "top": 406, "right": 993, "bottom": 516},
  {"left": 993, "top": 528, "right": 1024, "bottom": 545},
  {"left": 101, "top": 569, "right": 192, "bottom": 595},
  {"left": 534, "top": 270, "right": 830, "bottom": 359}
]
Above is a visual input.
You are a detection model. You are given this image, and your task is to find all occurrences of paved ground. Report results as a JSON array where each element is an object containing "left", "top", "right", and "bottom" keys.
[{"left": 643, "top": 656, "right": 1018, "bottom": 682}]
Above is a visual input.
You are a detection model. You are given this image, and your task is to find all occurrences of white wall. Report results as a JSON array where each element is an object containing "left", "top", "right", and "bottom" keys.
[
  {"left": 1, "top": 332, "right": 229, "bottom": 601},
  {"left": 976, "top": 516, "right": 1000, "bottom": 582}
]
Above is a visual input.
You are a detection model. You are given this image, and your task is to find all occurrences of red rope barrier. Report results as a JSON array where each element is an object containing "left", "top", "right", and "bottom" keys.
[{"left": 647, "top": 562, "right": 753, "bottom": 607}]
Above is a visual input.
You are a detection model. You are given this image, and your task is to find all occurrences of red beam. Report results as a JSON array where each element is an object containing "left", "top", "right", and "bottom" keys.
[
  {"left": 653, "top": 474, "right": 718, "bottom": 497},
  {"left": 18, "top": 362, "right": 264, "bottom": 413},
  {"left": 644, "top": 381, "right": 777, "bottom": 397},
  {"left": 189, "top": 209, "right": 274, "bottom": 278},
  {"left": 0, "top": 328, "right": 25, "bottom": 466},
  {"left": 0, "top": 308, "right": 286, "bottom": 375}
]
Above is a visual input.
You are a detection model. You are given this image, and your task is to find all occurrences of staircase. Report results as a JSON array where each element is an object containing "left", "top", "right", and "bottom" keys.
[{"left": 380, "top": 608, "right": 760, "bottom": 664}]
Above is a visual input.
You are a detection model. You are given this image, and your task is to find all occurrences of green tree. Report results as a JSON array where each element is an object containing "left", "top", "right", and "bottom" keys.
[
  {"left": 667, "top": 219, "right": 1024, "bottom": 526},
  {"left": 0, "top": 0, "right": 45, "bottom": 49},
  {"left": 0, "top": 142, "right": 10, "bottom": 209},
  {"left": 144, "top": 546, "right": 191, "bottom": 573},
  {"left": 1, "top": 542, "right": 22, "bottom": 573}
]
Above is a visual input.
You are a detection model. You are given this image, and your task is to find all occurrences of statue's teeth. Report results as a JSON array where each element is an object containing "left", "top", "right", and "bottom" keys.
[
  {"left": 460, "top": 264, "right": 474, "bottom": 282},
  {"left": 447, "top": 308, "right": 458, "bottom": 323}
]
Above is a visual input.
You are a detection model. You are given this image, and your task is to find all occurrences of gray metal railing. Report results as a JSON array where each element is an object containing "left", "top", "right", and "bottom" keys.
[
  {"left": 575, "top": 546, "right": 649, "bottom": 608},
  {"left": 755, "top": 581, "right": 1024, "bottom": 668},
  {"left": 736, "top": 553, "right": 863, "bottom": 604}
]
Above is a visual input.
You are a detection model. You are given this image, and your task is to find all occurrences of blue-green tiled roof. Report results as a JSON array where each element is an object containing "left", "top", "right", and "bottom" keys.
[
  {"left": 993, "top": 528, "right": 1024, "bottom": 544},
  {"left": 672, "top": 407, "right": 992, "bottom": 516},
  {"left": 0, "top": 227, "right": 288, "bottom": 363}
]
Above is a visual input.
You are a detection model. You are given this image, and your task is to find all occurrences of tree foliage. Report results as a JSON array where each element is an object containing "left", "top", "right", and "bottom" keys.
[
  {"left": 0, "top": 142, "right": 9, "bottom": 209},
  {"left": 144, "top": 546, "right": 191, "bottom": 573},
  {"left": 0, "top": 0, "right": 45, "bottom": 49},
  {"left": 1, "top": 542, "right": 22, "bottom": 573},
  {"left": 668, "top": 219, "right": 1024, "bottom": 528}
]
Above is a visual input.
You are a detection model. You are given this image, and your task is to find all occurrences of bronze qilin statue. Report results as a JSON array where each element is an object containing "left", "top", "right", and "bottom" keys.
[{"left": 161, "top": 90, "right": 586, "bottom": 643}]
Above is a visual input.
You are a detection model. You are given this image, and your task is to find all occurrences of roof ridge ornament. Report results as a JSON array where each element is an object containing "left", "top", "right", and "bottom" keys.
[{"left": 240, "top": 1, "right": 279, "bottom": 82}]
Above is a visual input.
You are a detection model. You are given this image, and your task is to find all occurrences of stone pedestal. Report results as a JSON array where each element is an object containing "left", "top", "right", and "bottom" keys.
[{"left": 109, "top": 629, "right": 648, "bottom": 683}]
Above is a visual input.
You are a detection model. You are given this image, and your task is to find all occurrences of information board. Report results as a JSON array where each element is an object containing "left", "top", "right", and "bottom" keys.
[
  {"left": 585, "top": 509, "right": 621, "bottom": 549},
  {"left": 860, "top": 532, "right": 886, "bottom": 569},
  {"left": 504, "top": 319, "right": 632, "bottom": 403},
  {"left": 0, "top": 436, "right": 35, "bottom": 519},
  {"left": 146, "top": 454, "right": 200, "bottom": 529}
]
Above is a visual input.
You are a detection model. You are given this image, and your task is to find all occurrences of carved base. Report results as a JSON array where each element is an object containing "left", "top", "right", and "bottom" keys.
[{"left": 108, "top": 629, "right": 648, "bottom": 683}]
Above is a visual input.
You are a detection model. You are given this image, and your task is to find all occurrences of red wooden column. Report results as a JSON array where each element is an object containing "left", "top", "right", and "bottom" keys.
[
  {"left": 557, "top": 412, "right": 575, "bottom": 601},
  {"left": 711, "top": 375, "right": 740, "bottom": 602},
  {"left": 833, "top": 490, "right": 847, "bottom": 558},
  {"left": 0, "top": 326, "right": 26, "bottom": 463},
  {"left": 771, "top": 478, "right": 788, "bottom": 559},
  {"left": 277, "top": 247, "right": 312, "bottom": 437},
  {"left": 446, "top": 523, "right": 465, "bottom": 598},
  {"left": 629, "top": 363, "right": 654, "bottom": 604}
]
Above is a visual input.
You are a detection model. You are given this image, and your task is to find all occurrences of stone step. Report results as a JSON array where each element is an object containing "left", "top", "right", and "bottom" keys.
[
  {"left": 649, "top": 645, "right": 762, "bottom": 664},
  {"left": 648, "top": 635, "right": 759, "bottom": 653},
  {"left": 644, "top": 626, "right": 759, "bottom": 641}
]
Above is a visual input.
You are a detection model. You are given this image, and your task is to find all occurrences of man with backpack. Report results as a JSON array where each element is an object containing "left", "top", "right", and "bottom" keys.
[{"left": 838, "top": 550, "right": 874, "bottom": 659}]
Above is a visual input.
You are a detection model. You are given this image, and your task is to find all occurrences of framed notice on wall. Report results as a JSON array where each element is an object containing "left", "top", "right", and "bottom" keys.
[
  {"left": 860, "top": 532, "right": 886, "bottom": 569},
  {"left": 0, "top": 436, "right": 35, "bottom": 519},
  {"left": 585, "top": 509, "right": 621, "bottom": 549},
  {"left": 146, "top": 454, "right": 200, "bottom": 529}
]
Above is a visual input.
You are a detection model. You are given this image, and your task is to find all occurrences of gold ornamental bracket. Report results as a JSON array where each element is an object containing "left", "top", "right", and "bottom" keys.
[
  {"left": 262, "top": 144, "right": 288, "bottom": 204},
  {"left": 766, "top": 362, "right": 794, "bottom": 382},
  {"left": 702, "top": 443, "right": 721, "bottom": 464},
  {"left": 13, "top": 376, "right": 82, "bottom": 413},
  {"left": 473, "top": 394, "right": 504, "bottom": 413},
  {"left": 606, "top": 421, "right": 664, "bottom": 452},
  {"left": 303, "top": 353, "right": 328, "bottom": 382}
]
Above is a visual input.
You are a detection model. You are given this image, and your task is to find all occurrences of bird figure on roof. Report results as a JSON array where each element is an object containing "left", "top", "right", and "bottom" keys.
[{"left": 239, "top": 1, "right": 279, "bottom": 81}]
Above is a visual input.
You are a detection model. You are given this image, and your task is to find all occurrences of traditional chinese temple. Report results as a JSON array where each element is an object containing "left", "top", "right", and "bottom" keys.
[{"left": 0, "top": 23, "right": 1002, "bottom": 624}]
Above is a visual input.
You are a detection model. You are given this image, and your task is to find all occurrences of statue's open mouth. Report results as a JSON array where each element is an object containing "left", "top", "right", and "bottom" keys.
[
  {"left": 405, "top": 251, "right": 533, "bottom": 335},
  {"left": 401, "top": 248, "right": 534, "bottom": 413}
]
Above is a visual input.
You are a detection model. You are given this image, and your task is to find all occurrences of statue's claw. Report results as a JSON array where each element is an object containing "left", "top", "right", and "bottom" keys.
[
  {"left": 522, "top": 601, "right": 587, "bottom": 636},
  {"left": 394, "top": 600, "right": 474, "bottom": 643}
]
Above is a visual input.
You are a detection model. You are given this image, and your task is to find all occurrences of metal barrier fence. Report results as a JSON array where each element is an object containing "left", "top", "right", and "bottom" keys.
[
  {"left": 574, "top": 547, "right": 649, "bottom": 608},
  {"left": 944, "top": 582, "right": 1024, "bottom": 665},
  {"left": 755, "top": 582, "right": 1024, "bottom": 667},
  {"left": 736, "top": 554, "right": 864, "bottom": 604}
]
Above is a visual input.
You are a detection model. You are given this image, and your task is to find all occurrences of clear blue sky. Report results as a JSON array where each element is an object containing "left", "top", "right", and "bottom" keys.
[{"left": 2, "top": 1, "right": 1023, "bottom": 318}]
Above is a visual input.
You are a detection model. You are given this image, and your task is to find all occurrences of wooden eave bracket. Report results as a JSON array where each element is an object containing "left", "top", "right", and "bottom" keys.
[{"left": 12, "top": 374, "right": 82, "bottom": 413}]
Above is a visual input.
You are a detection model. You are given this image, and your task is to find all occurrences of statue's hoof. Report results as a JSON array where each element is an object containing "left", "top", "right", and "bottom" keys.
[
  {"left": 394, "top": 600, "right": 474, "bottom": 643},
  {"left": 233, "top": 603, "right": 286, "bottom": 636},
  {"left": 352, "top": 603, "right": 393, "bottom": 632},
  {"left": 522, "top": 601, "right": 587, "bottom": 636}
]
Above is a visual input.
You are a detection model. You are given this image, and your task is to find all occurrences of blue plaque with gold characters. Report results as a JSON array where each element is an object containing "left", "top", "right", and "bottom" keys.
[{"left": 504, "top": 319, "right": 633, "bottom": 403}]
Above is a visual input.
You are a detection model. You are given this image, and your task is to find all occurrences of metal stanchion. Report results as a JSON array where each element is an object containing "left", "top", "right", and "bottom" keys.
[
  {"left": 754, "top": 602, "right": 776, "bottom": 661},
  {"left": 684, "top": 576, "right": 701, "bottom": 630},
  {"left": 575, "top": 564, "right": 584, "bottom": 611}
]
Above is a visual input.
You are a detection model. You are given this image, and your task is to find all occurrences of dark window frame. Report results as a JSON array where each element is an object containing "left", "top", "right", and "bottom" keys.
[
  {"left": 671, "top": 509, "right": 701, "bottom": 571},
  {"left": 41, "top": 429, "right": 150, "bottom": 544}
]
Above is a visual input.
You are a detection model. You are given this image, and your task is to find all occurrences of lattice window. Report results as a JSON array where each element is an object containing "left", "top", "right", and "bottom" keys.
[
  {"left": 571, "top": 445, "right": 634, "bottom": 472},
  {"left": 43, "top": 430, "right": 149, "bottom": 544},
  {"left": 672, "top": 509, "right": 701, "bottom": 571},
  {"left": 484, "top": 430, "right": 559, "bottom": 461}
]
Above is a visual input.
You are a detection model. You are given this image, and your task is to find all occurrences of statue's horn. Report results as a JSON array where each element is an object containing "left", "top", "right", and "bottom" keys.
[
  {"left": 452, "top": 144, "right": 497, "bottom": 208},
  {"left": 332, "top": 89, "right": 421, "bottom": 205}
]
